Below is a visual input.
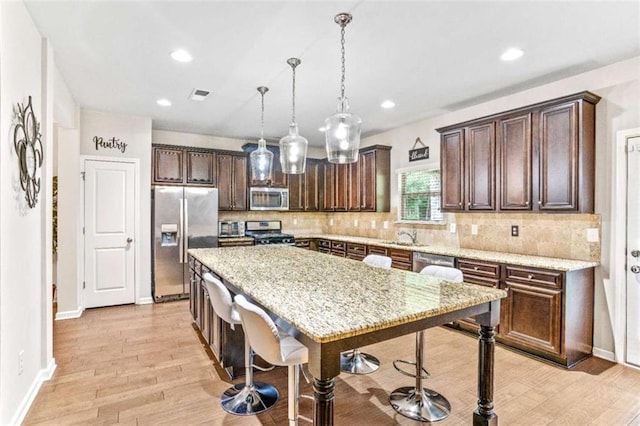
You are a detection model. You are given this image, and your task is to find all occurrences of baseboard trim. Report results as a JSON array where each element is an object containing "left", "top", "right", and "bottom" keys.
[
  {"left": 9, "top": 358, "right": 57, "bottom": 425},
  {"left": 593, "top": 347, "right": 616, "bottom": 362},
  {"left": 55, "top": 306, "right": 83, "bottom": 320},
  {"left": 137, "top": 296, "right": 154, "bottom": 305}
]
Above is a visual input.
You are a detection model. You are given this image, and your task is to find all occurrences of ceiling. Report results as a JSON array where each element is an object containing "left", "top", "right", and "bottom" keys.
[{"left": 25, "top": 1, "right": 640, "bottom": 147}]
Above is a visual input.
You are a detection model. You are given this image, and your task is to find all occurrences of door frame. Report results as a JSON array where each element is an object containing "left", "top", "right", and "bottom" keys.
[
  {"left": 80, "top": 155, "right": 141, "bottom": 308},
  {"left": 611, "top": 128, "right": 640, "bottom": 367}
]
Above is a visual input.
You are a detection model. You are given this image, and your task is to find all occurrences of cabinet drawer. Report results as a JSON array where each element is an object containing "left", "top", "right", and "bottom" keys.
[
  {"left": 392, "top": 261, "right": 413, "bottom": 271},
  {"left": 295, "top": 239, "right": 311, "bottom": 249},
  {"left": 505, "top": 266, "right": 563, "bottom": 289},
  {"left": 458, "top": 259, "right": 500, "bottom": 279},
  {"left": 347, "top": 243, "right": 366, "bottom": 255},
  {"left": 318, "top": 239, "right": 331, "bottom": 249},
  {"left": 331, "top": 241, "right": 346, "bottom": 251},
  {"left": 464, "top": 276, "right": 499, "bottom": 288},
  {"left": 367, "top": 245, "right": 388, "bottom": 256},
  {"left": 389, "top": 248, "right": 413, "bottom": 263}
]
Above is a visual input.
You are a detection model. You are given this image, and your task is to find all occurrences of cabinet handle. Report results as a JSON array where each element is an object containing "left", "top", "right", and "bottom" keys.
[
  {"left": 525, "top": 201, "right": 529, "bottom": 206},
  {"left": 538, "top": 201, "right": 542, "bottom": 205},
  {"left": 474, "top": 266, "right": 479, "bottom": 271},
  {"left": 527, "top": 274, "right": 534, "bottom": 280},
  {"left": 459, "top": 202, "right": 463, "bottom": 207},
  {"left": 468, "top": 202, "right": 471, "bottom": 207}
]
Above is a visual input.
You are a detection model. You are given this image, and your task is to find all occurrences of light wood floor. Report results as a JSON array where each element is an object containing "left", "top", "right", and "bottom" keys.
[{"left": 24, "top": 301, "right": 640, "bottom": 425}]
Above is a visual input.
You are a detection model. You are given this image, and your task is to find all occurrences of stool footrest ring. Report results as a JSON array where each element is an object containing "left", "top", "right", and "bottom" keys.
[{"left": 392, "top": 359, "right": 430, "bottom": 379}]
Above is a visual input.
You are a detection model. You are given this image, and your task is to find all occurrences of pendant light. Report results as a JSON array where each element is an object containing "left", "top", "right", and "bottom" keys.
[
  {"left": 279, "top": 58, "right": 308, "bottom": 174},
  {"left": 250, "top": 86, "right": 273, "bottom": 182},
  {"left": 324, "top": 12, "right": 361, "bottom": 164}
]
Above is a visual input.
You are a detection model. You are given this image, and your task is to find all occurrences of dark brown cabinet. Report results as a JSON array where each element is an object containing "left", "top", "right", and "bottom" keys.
[
  {"left": 438, "top": 91, "right": 600, "bottom": 213},
  {"left": 217, "top": 152, "right": 248, "bottom": 211},
  {"left": 242, "top": 143, "right": 287, "bottom": 188},
  {"left": 288, "top": 159, "right": 321, "bottom": 211},
  {"left": 455, "top": 259, "right": 501, "bottom": 331},
  {"left": 153, "top": 145, "right": 215, "bottom": 186},
  {"left": 389, "top": 248, "right": 413, "bottom": 270},
  {"left": 322, "top": 162, "right": 348, "bottom": 211},
  {"left": 346, "top": 243, "right": 366, "bottom": 261},
  {"left": 498, "top": 113, "right": 533, "bottom": 210}
]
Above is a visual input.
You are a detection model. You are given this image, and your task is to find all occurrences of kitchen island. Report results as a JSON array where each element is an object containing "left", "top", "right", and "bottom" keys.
[{"left": 189, "top": 245, "right": 506, "bottom": 425}]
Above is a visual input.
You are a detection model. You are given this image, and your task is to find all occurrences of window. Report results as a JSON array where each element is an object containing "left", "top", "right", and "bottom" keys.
[{"left": 398, "top": 168, "right": 443, "bottom": 222}]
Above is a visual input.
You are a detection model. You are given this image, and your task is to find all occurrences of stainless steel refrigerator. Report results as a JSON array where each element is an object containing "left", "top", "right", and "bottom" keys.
[{"left": 152, "top": 186, "right": 218, "bottom": 302}]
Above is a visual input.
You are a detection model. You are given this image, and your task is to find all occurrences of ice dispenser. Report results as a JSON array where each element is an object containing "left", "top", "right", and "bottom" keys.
[{"left": 161, "top": 224, "right": 178, "bottom": 246}]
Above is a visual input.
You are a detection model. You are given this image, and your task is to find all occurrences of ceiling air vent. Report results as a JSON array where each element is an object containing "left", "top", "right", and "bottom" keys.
[{"left": 189, "top": 88, "right": 210, "bottom": 101}]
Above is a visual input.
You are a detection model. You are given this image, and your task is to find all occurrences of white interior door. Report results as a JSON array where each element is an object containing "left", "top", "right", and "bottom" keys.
[
  {"left": 84, "top": 158, "right": 136, "bottom": 308},
  {"left": 626, "top": 135, "right": 640, "bottom": 367}
]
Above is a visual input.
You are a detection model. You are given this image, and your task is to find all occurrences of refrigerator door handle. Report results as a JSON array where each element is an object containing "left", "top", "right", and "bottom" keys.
[
  {"left": 179, "top": 199, "right": 184, "bottom": 264},
  {"left": 184, "top": 199, "right": 189, "bottom": 263}
]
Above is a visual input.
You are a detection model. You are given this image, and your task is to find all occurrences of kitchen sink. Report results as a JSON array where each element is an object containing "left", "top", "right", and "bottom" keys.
[{"left": 381, "top": 240, "right": 424, "bottom": 247}]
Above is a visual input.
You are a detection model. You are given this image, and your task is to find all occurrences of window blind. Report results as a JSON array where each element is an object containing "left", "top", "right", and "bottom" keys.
[{"left": 399, "top": 169, "right": 443, "bottom": 222}]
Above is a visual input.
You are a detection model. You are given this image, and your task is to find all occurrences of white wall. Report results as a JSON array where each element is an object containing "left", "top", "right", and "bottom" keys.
[
  {"left": 362, "top": 56, "right": 640, "bottom": 357},
  {"left": 0, "top": 2, "right": 55, "bottom": 423},
  {"left": 80, "top": 109, "right": 153, "bottom": 304}
]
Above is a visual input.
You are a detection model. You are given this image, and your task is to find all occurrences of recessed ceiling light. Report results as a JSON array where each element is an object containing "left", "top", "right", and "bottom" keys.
[
  {"left": 381, "top": 100, "right": 395, "bottom": 109},
  {"left": 500, "top": 47, "right": 524, "bottom": 61},
  {"left": 318, "top": 126, "right": 326, "bottom": 132},
  {"left": 157, "top": 98, "right": 172, "bottom": 107},
  {"left": 170, "top": 49, "right": 193, "bottom": 63}
]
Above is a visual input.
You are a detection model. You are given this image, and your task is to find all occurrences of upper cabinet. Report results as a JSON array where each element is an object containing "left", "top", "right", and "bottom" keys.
[
  {"left": 242, "top": 143, "right": 287, "bottom": 188},
  {"left": 321, "top": 145, "right": 391, "bottom": 212},
  {"left": 216, "top": 152, "right": 248, "bottom": 211},
  {"left": 437, "top": 91, "right": 600, "bottom": 213},
  {"left": 288, "top": 158, "right": 321, "bottom": 212},
  {"left": 152, "top": 145, "right": 215, "bottom": 186}
]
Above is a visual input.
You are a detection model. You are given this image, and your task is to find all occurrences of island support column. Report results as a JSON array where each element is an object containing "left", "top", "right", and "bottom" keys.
[
  {"left": 473, "top": 300, "right": 500, "bottom": 426},
  {"left": 313, "top": 377, "right": 335, "bottom": 425}
]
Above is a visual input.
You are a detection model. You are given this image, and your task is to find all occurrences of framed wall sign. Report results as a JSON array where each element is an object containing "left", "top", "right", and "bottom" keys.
[
  {"left": 13, "top": 96, "right": 43, "bottom": 208},
  {"left": 409, "top": 137, "right": 429, "bottom": 162}
]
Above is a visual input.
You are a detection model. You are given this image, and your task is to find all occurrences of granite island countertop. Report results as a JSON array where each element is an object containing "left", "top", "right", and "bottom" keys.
[
  {"left": 189, "top": 246, "right": 506, "bottom": 343},
  {"left": 295, "top": 234, "right": 598, "bottom": 272}
]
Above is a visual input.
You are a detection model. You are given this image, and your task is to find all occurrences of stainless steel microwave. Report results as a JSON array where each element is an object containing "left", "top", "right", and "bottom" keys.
[{"left": 249, "top": 187, "right": 289, "bottom": 211}]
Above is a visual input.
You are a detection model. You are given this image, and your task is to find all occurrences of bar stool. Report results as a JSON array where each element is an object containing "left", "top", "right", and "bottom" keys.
[
  {"left": 389, "top": 265, "right": 464, "bottom": 422},
  {"left": 202, "top": 273, "right": 278, "bottom": 415},
  {"left": 340, "top": 254, "right": 393, "bottom": 375},
  {"left": 235, "top": 295, "right": 311, "bottom": 426}
]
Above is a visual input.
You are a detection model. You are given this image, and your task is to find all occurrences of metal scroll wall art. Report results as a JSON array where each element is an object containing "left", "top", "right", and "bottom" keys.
[{"left": 13, "top": 96, "right": 43, "bottom": 208}]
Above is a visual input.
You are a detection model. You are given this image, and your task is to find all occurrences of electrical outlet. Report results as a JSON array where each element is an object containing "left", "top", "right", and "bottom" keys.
[
  {"left": 18, "top": 350, "right": 24, "bottom": 375},
  {"left": 329, "top": 218, "right": 334, "bottom": 226},
  {"left": 383, "top": 221, "right": 389, "bottom": 229},
  {"left": 511, "top": 225, "right": 519, "bottom": 237},
  {"left": 353, "top": 219, "right": 359, "bottom": 227},
  {"left": 371, "top": 220, "right": 376, "bottom": 229},
  {"left": 587, "top": 228, "right": 599, "bottom": 242},
  {"left": 293, "top": 218, "right": 298, "bottom": 225},
  {"left": 449, "top": 223, "right": 456, "bottom": 233},
  {"left": 471, "top": 224, "right": 478, "bottom": 235}
]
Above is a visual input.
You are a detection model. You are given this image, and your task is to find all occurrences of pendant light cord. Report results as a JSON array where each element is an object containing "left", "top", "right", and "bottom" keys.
[
  {"left": 292, "top": 65, "right": 297, "bottom": 124},
  {"left": 340, "top": 24, "right": 346, "bottom": 100},
  {"left": 260, "top": 91, "right": 265, "bottom": 140}
]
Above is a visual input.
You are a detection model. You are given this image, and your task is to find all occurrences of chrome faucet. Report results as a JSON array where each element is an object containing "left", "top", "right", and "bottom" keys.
[{"left": 397, "top": 230, "right": 417, "bottom": 244}]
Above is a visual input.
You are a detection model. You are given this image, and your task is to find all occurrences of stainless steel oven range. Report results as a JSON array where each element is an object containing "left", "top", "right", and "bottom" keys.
[{"left": 244, "top": 220, "right": 295, "bottom": 245}]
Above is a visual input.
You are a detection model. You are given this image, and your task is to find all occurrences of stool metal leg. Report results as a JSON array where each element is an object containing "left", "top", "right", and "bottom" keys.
[
  {"left": 288, "top": 364, "right": 299, "bottom": 426},
  {"left": 340, "top": 348, "right": 380, "bottom": 374},
  {"left": 221, "top": 336, "right": 279, "bottom": 415},
  {"left": 389, "top": 331, "right": 451, "bottom": 422}
]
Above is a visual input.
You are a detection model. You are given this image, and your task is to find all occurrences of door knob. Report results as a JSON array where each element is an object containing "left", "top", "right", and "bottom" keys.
[
  {"left": 126, "top": 238, "right": 133, "bottom": 243},
  {"left": 631, "top": 265, "right": 640, "bottom": 274},
  {"left": 631, "top": 250, "right": 640, "bottom": 258}
]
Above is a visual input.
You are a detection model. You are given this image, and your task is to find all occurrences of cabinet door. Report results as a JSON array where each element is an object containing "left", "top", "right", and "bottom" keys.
[
  {"left": 321, "top": 162, "right": 335, "bottom": 211},
  {"left": 440, "top": 129, "right": 465, "bottom": 211},
  {"left": 538, "top": 101, "right": 579, "bottom": 211},
  {"left": 499, "top": 282, "right": 562, "bottom": 357},
  {"left": 334, "top": 163, "right": 349, "bottom": 211},
  {"left": 466, "top": 123, "right": 495, "bottom": 210},
  {"left": 288, "top": 173, "right": 304, "bottom": 211},
  {"left": 153, "top": 147, "right": 184, "bottom": 184},
  {"left": 231, "top": 155, "right": 247, "bottom": 211},
  {"left": 186, "top": 150, "right": 215, "bottom": 186},
  {"left": 304, "top": 160, "right": 320, "bottom": 211},
  {"left": 498, "top": 114, "right": 532, "bottom": 210},
  {"left": 347, "top": 161, "right": 360, "bottom": 211},
  {"left": 216, "top": 154, "right": 233, "bottom": 210},
  {"left": 359, "top": 150, "right": 376, "bottom": 211}
]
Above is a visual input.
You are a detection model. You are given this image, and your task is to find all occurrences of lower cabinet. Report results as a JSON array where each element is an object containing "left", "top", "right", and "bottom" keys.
[
  {"left": 346, "top": 243, "right": 366, "bottom": 260},
  {"left": 189, "top": 255, "right": 247, "bottom": 379},
  {"left": 455, "top": 259, "right": 500, "bottom": 331},
  {"left": 217, "top": 238, "right": 254, "bottom": 247},
  {"left": 294, "top": 238, "right": 312, "bottom": 249},
  {"left": 389, "top": 248, "right": 413, "bottom": 270}
]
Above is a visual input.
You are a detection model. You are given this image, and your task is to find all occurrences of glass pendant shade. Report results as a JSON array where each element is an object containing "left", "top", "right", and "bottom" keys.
[
  {"left": 250, "top": 138, "right": 273, "bottom": 181},
  {"left": 280, "top": 123, "right": 308, "bottom": 174},
  {"left": 325, "top": 97, "right": 361, "bottom": 164},
  {"left": 250, "top": 86, "right": 273, "bottom": 182}
]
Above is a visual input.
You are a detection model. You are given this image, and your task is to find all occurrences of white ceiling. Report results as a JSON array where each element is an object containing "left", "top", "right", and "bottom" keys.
[{"left": 25, "top": 1, "right": 640, "bottom": 147}]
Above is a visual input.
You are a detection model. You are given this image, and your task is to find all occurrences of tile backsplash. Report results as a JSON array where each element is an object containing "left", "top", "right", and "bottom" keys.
[{"left": 219, "top": 210, "right": 601, "bottom": 263}]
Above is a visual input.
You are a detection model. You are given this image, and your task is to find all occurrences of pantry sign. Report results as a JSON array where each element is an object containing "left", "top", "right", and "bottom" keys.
[{"left": 409, "top": 137, "right": 429, "bottom": 162}]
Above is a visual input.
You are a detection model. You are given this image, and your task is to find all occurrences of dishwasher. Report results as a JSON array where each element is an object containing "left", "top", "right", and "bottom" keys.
[{"left": 412, "top": 252, "right": 456, "bottom": 272}]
